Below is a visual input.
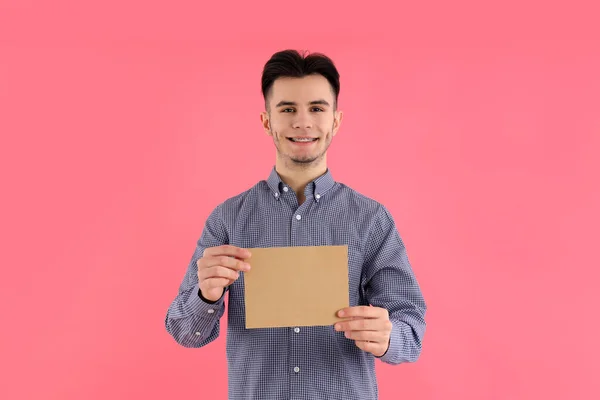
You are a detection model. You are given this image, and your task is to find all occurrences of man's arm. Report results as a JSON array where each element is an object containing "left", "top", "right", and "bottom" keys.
[
  {"left": 362, "top": 204, "right": 427, "bottom": 365},
  {"left": 164, "top": 204, "right": 228, "bottom": 348}
]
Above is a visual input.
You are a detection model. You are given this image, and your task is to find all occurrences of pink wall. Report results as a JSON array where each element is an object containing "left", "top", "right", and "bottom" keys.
[{"left": 1, "top": 1, "right": 599, "bottom": 399}]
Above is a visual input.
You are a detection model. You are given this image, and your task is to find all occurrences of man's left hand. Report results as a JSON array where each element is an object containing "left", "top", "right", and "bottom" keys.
[{"left": 334, "top": 306, "right": 392, "bottom": 357}]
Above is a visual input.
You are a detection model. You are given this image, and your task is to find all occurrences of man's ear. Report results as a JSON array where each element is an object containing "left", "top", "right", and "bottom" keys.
[
  {"left": 332, "top": 110, "right": 343, "bottom": 137},
  {"left": 260, "top": 111, "right": 272, "bottom": 136}
]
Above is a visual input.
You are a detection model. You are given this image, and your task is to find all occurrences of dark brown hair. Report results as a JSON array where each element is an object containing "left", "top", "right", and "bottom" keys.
[{"left": 261, "top": 49, "right": 340, "bottom": 109}]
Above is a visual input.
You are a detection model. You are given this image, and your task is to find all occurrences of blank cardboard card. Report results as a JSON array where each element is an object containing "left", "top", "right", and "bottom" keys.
[{"left": 243, "top": 245, "right": 349, "bottom": 329}]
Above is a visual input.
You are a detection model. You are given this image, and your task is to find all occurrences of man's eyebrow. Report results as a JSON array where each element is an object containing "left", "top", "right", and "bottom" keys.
[
  {"left": 275, "top": 99, "right": 331, "bottom": 107},
  {"left": 309, "top": 99, "right": 331, "bottom": 106}
]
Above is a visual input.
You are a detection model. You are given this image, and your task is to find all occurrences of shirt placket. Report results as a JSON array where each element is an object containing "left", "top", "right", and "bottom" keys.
[{"left": 285, "top": 183, "right": 312, "bottom": 399}]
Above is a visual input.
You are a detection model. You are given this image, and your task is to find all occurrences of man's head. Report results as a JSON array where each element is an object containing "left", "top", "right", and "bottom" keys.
[{"left": 260, "top": 50, "right": 343, "bottom": 169}]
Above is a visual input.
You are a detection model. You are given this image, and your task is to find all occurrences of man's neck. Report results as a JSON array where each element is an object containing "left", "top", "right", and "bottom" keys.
[{"left": 275, "top": 158, "right": 327, "bottom": 204}]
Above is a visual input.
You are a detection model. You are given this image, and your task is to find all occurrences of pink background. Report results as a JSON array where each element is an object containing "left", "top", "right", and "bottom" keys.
[{"left": 1, "top": 1, "right": 599, "bottom": 399}]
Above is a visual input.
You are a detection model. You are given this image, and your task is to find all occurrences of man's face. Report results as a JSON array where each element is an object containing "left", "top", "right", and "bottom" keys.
[{"left": 261, "top": 74, "right": 343, "bottom": 167}]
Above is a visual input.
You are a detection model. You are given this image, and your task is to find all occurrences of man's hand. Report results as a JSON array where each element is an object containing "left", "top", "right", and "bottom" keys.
[
  {"left": 197, "top": 245, "right": 251, "bottom": 302},
  {"left": 334, "top": 306, "right": 392, "bottom": 357}
]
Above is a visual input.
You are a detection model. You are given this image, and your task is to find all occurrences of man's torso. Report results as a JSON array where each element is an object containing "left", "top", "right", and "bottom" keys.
[{"left": 219, "top": 170, "right": 383, "bottom": 400}]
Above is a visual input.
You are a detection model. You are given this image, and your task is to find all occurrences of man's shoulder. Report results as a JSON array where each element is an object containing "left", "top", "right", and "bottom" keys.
[
  {"left": 334, "top": 181, "right": 388, "bottom": 215},
  {"left": 335, "top": 182, "right": 403, "bottom": 240}
]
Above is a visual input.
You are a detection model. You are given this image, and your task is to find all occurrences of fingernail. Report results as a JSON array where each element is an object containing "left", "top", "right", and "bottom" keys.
[
  {"left": 338, "top": 310, "right": 345, "bottom": 317},
  {"left": 245, "top": 263, "right": 251, "bottom": 270}
]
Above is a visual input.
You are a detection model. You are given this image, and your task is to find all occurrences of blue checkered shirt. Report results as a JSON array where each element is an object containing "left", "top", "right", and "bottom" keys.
[{"left": 165, "top": 167, "right": 427, "bottom": 400}]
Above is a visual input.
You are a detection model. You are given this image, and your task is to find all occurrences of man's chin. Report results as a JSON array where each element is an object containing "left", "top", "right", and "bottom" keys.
[{"left": 290, "top": 157, "right": 318, "bottom": 164}]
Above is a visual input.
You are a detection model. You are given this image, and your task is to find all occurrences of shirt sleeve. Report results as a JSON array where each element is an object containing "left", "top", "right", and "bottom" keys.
[
  {"left": 362, "top": 204, "right": 427, "bottom": 365},
  {"left": 164, "top": 204, "right": 229, "bottom": 348}
]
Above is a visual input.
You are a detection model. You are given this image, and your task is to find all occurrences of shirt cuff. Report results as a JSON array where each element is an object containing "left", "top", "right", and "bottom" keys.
[{"left": 185, "top": 283, "right": 226, "bottom": 316}]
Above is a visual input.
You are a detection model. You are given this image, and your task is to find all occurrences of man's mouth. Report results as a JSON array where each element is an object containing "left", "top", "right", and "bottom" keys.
[{"left": 288, "top": 137, "right": 318, "bottom": 143}]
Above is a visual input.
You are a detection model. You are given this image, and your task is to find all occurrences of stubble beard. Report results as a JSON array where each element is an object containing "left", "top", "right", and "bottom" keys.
[
  {"left": 271, "top": 128, "right": 331, "bottom": 168},
  {"left": 270, "top": 119, "right": 334, "bottom": 168}
]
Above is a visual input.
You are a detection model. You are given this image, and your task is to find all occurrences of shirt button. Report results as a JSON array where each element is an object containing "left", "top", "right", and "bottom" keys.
[
  {"left": 283, "top": 186, "right": 289, "bottom": 192},
  {"left": 274, "top": 192, "right": 279, "bottom": 197},
  {"left": 315, "top": 194, "right": 321, "bottom": 199},
  {"left": 294, "top": 327, "right": 300, "bottom": 333},
  {"left": 195, "top": 332, "right": 201, "bottom": 336},
  {"left": 295, "top": 215, "right": 301, "bottom": 220},
  {"left": 207, "top": 309, "right": 215, "bottom": 314},
  {"left": 294, "top": 367, "right": 300, "bottom": 373}
]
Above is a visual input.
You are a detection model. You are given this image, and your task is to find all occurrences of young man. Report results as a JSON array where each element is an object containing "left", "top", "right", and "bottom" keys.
[{"left": 165, "top": 49, "right": 427, "bottom": 400}]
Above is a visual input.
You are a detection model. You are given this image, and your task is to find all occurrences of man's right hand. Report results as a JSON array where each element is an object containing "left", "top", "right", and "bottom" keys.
[{"left": 197, "top": 245, "right": 252, "bottom": 302}]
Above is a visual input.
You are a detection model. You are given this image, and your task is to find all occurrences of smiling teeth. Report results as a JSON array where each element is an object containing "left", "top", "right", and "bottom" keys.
[{"left": 291, "top": 138, "right": 315, "bottom": 142}]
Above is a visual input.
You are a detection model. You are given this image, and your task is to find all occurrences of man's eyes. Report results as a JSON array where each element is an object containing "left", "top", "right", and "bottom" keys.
[{"left": 281, "top": 107, "right": 324, "bottom": 113}]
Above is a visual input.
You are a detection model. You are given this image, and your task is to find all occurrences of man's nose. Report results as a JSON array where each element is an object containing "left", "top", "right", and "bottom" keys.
[{"left": 292, "top": 111, "right": 313, "bottom": 129}]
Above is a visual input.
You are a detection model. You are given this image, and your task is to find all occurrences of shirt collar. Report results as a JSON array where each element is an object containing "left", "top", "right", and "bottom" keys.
[{"left": 266, "top": 166, "right": 336, "bottom": 202}]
